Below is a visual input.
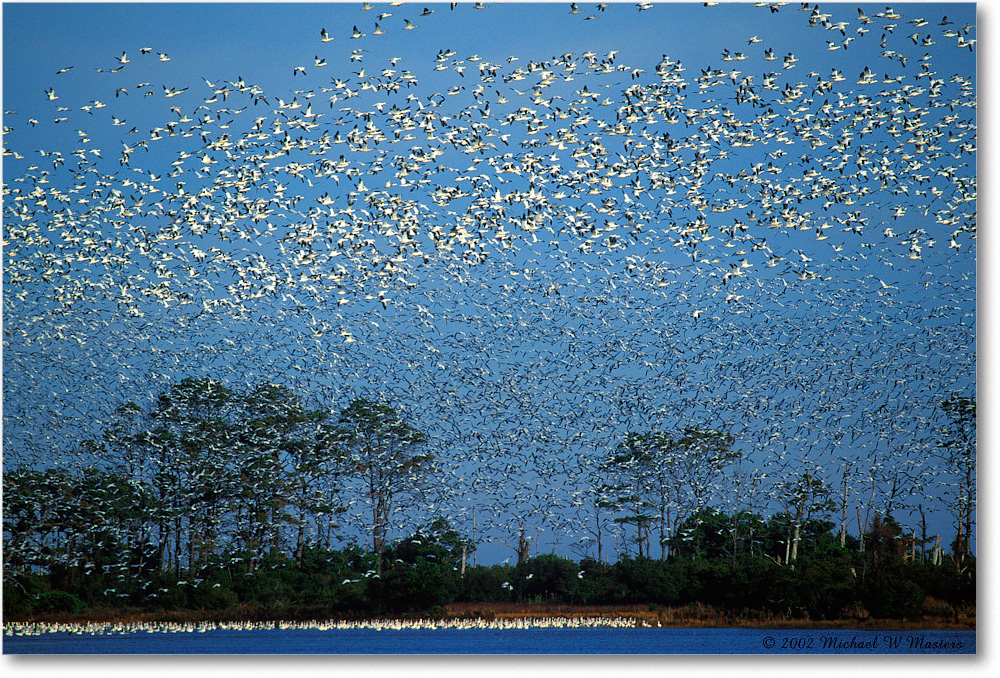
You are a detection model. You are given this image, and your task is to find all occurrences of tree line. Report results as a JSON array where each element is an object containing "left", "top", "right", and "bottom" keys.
[
  {"left": 3, "top": 509, "right": 975, "bottom": 622},
  {"left": 2, "top": 378, "right": 975, "bottom": 620}
]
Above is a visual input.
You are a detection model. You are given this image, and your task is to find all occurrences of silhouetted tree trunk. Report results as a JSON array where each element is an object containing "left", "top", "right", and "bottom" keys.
[
  {"left": 335, "top": 398, "right": 431, "bottom": 576},
  {"left": 939, "top": 396, "right": 976, "bottom": 565}
]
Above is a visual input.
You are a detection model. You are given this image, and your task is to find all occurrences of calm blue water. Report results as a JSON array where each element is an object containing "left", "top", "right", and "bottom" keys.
[{"left": 3, "top": 628, "right": 976, "bottom": 654}]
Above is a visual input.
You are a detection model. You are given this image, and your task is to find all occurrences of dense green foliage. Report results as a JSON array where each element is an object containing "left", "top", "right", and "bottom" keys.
[{"left": 4, "top": 508, "right": 974, "bottom": 621}]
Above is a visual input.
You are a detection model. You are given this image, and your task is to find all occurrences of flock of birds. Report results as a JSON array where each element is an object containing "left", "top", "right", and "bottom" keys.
[
  {"left": 4, "top": 616, "right": 642, "bottom": 636},
  {"left": 2, "top": 2, "right": 976, "bottom": 560}
]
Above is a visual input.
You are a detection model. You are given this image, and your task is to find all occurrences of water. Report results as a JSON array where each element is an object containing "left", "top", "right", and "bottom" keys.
[{"left": 3, "top": 627, "right": 976, "bottom": 654}]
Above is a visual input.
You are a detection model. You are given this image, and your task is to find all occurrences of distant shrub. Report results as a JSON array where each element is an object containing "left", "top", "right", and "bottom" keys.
[
  {"left": 861, "top": 563, "right": 925, "bottom": 619},
  {"left": 2, "top": 580, "right": 35, "bottom": 615},
  {"left": 36, "top": 591, "right": 86, "bottom": 614}
]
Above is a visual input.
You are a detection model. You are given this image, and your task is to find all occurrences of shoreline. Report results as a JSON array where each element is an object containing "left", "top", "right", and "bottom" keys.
[
  {"left": 3, "top": 603, "right": 976, "bottom": 633},
  {"left": 2, "top": 617, "right": 978, "bottom": 636}
]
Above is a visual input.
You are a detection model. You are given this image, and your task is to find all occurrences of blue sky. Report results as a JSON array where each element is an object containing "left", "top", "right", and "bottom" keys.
[{"left": 2, "top": 2, "right": 978, "bottom": 563}]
